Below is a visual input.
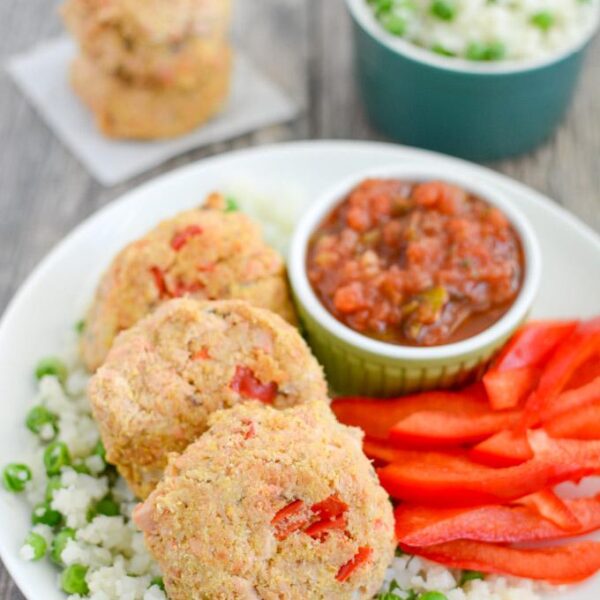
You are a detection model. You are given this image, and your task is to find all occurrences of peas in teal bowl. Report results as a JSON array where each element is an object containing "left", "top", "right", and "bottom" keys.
[{"left": 345, "top": 0, "right": 600, "bottom": 161}]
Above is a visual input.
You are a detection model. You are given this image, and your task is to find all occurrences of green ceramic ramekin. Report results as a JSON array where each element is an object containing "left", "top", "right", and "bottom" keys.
[
  {"left": 345, "top": 0, "right": 600, "bottom": 161},
  {"left": 288, "top": 165, "right": 542, "bottom": 397}
]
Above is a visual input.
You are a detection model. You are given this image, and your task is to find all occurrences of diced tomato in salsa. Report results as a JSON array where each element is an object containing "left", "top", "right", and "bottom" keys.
[{"left": 306, "top": 179, "right": 523, "bottom": 346}]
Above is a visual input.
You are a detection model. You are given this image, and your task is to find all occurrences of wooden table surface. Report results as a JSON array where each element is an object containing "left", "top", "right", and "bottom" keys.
[{"left": 0, "top": 0, "right": 599, "bottom": 597}]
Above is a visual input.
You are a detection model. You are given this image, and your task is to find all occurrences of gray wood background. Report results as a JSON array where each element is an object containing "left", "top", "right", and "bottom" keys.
[{"left": 0, "top": 0, "right": 598, "bottom": 597}]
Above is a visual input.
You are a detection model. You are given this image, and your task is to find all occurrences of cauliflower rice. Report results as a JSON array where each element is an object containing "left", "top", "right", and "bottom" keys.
[{"left": 368, "top": 0, "right": 599, "bottom": 62}]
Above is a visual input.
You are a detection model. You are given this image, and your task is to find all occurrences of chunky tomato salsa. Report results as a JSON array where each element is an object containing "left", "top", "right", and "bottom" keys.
[{"left": 307, "top": 179, "right": 524, "bottom": 346}]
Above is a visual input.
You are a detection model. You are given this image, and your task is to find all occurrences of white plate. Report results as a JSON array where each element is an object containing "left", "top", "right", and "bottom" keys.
[{"left": 0, "top": 141, "right": 599, "bottom": 600}]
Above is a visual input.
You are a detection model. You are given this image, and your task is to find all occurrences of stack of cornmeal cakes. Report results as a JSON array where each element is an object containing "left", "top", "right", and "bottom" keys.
[{"left": 61, "top": 0, "right": 233, "bottom": 139}]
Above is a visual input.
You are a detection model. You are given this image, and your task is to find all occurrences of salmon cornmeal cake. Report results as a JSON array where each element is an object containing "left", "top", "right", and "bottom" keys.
[
  {"left": 88, "top": 298, "right": 329, "bottom": 498},
  {"left": 134, "top": 401, "right": 396, "bottom": 600},
  {"left": 81, "top": 194, "right": 297, "bottom": 371}
]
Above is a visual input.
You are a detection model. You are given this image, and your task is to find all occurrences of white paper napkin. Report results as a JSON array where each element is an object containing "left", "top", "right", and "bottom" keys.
[{"left": 7, "top": 37, "right": 300, "bottom": 186}]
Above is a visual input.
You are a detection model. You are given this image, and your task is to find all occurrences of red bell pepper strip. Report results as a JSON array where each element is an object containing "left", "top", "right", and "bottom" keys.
[
  {"left": 394, "top": 494, "right": 600, "bottom": 546},
  {"left": 191, "top": 347, "right": 211, "bottom": 361},
  {"left": 332, "top": 387, "right": 487, "bottom": 441},
  {"left": 516, "top": 489, "right": 581, "bottom": 531},
  {"left": 544, "top": 400, "right": 600, "bottom": 440},
  {"left": 399, "top": 540, "right": 600, "bottom": 584},
  {"left": 471, "top": 388, "right": 600, "bottom": 467},
  {"left": 540, "top": 376, "right": 600, "bottom": 422},
  {"left": 564, "top": 350, "right": 600, "bottom": 390},
  {"left": 493, "top": 321, "right": 578, "bottom": 372},
  {"left": 524, "top": 317, "right": 600, "bottom": 425},
  {"left": 335, "top": 546, "right": 373, "bottom": 582},
  {"left": 389, "top": 408, "right": 522, "bottom": 448},
  {"left": 150, "top": 266, "right": 170, "bottom": 299},
  {"left": 469, "top": 430, "right": 533, "bottom": 467},
  {"left": 304, "top": 515, "right": 347, "bottom": 541},
  {"left": 170, "top": 225, "right": 203, "bottom": 251},
  {"left": 364, "top": 438, "right": 453, "bottom": 465},
  {"left": 230, "top": 366, "right": 278, "bottom": 404},
  {"left": 271, "top": 500, "right": 309, "bottom": 541},
  {"left": 311, "top": 495, "right": 348, "bottom": 520},
  {"left": 482, "top": 320, "right": 577, "bottom": 410},
  {"left": 378, "top": 432, "right": 600, "bottom": 507},
  {"left": 483, "top": 367, "right": 540, "bottom": 411}
]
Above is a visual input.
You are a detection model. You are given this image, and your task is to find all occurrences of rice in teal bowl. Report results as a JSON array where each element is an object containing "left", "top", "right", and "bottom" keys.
[
  {"left": 346, "top": 0, "right": 599, "bottom": 159},
  {"left": 368, "top": 0, "right": 598, "bottom": 62}
]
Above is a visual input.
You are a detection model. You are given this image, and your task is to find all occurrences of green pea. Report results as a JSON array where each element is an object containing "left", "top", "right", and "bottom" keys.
[
  {"left": 466, "top": 42, "right": 486, "bottom": 60},
  {"left": 530, "top": 11, "right": 555, "bottom": 31},
  {"left": 35, "top": 357, "right": 68, "bottom": 384},
  {"left": 22, "top": 531, "right": 47, "bottom": 561},
  {"left": 51, "top": 527, "right": 76, "bottom": 565},
  {"left": 374, "top": 0, "right": 394, "bottom": 15},
  {"left": 90, "top": 495, "right": 121, "bottom": 519},
  {"left": 32, "top": 501, "right": 62, "bottom": 527},
  {"left": 72, "top": 461, "right": 91, "bottom": 475},
  {"left": 75, "top": 319, "right": 86, "bottom": 334},
  {"left": 44, "top": 441, "right": 71, "bottom": 476},
  {"left": 224, "top": 196, "right": 239, "bottom": 212},
  {"left": 150, "top": 576, "right": 165, "bottom": 591},
  {"left": 485, "top": 41, "right": 506, "bottom": 61},
  {"left": 61, "top": 564, "right": 89, "bottom": 595},
  {"left": 2, "top": 464, "right": 32, "bottom": 492},
  {"left": 419, "top": 593, "right": 448, "bottom": 600},
  {"left": 461, "top": 570, "right": 485, "bottom": 585},
  {"left": 466, "top": 41, "right": 505, "bottom": 61},
  {"left": 432, "top": 44, "right": 456, "bottom": 57},
  {"left": 25, "top": 405, "right": 58, "bottom": 438},
  {"left": 431, "top": 0, "right": 456, "bottom": 20},
  {"left": 381, "top": 13, "right": 407, "bottom": 35},
  {"left": 45, "top": 476, "right": 63, "bottom": 502}
]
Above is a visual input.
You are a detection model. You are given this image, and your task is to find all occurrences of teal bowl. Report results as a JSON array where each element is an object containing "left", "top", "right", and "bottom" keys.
[{"left": 345, "top": 0, "right": 600, "bottom": 161}]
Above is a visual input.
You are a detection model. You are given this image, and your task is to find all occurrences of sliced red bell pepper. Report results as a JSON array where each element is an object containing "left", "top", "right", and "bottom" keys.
[
  {"left": 230, "top": 366, "right": 278, "bottom": 404},
  {"left": 524, "top": 317, "right": 600, "bottom": 425},
  {"left": 388, "top": 408, "right": 522, "bottom": 448},
  {"left": 544, "top": 400, "right": 600, "bottom": 440},
  {"left": 482, "top": 319, "right": 577, "bottom": 411},
  {"left": 540, "top": 376, "right": 600, "bottom": 422},
  {"left": 378, "top": 432, "right": 600, "bottom": 507},
  {"left": 483, "top": 366, "right": 540, "bottom": 411},
  {"left": 364, "top": 438, "right": 454, "bottom": 465},
  {"left": 394, "top": 494, "right": 600, "bottom": 546},
  {"left": 335, "top": 546, "right": 373, "bottom": 582},
  {"left": 471, "top": 387, "right": 600, "bottom": 467},
  {"left": 191, "top": 347, "right": 210, "bottom": 361},
  {"left": 516, "top": 489, "right": 581, "bottom": 531},
  {"left": 332, "top": 388, "right": 487, "bottom": 440},
  {"left": 271, "top": 500, "right": 309, "bottom": 541},
  {"left": 400, "top": 540, "right": 600, "bottom": 584},
  {"left": 170, "top": 225, "right": 203, "bottom": 251},
  {"left": 150, "top": 266, "right": 170, "bottom": 299},
  {"left": 304, "top": 515, "right": 347, "bottom": 540},
  {"left": 493, "top": 321, "right": 578, "bottom": 372},
  {"left": 311, "top": 495, "right": 348, "bottom": 520},
  {"left": 565, "top": 350, "right": 600, "bottom": 390},
  {"left": 469, "top": 430, "right": 533, "bottom": 467}
]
